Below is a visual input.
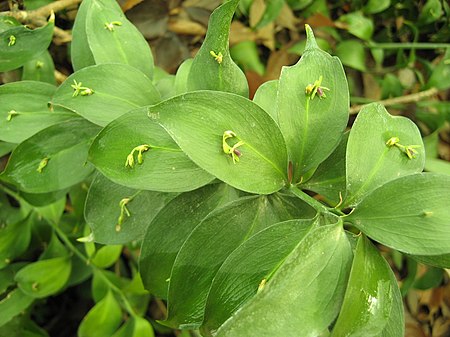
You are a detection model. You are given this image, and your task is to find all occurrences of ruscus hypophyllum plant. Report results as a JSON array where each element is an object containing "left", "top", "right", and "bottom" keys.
[{"left": 0, "top": 0, "right": 449, "bottom": 336}]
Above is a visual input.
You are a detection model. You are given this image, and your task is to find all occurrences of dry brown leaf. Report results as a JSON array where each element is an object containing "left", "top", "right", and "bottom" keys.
[
  {"left": 362, "top": 73, "right": 381, "bottom": 100},
  {"left": 275, "top": 3, "right": 299, "bottom": 31},
  {"left": 264, "top": 48, "right": 298, "bottom": 81},
  {"left": 405, "top": 309, "right": 430, "bottom": 337},
  {"left": 168, "top": 18, "right": 206, "bottom": 35},
  {"left": 121, "top": 0, "right": 143, "bottom": 12},
  {"left": 305, "top": 13, "right": 335, "bottom": 28},
  {"left": 230, "top": 21, "right": 256, "bottom": 46},
  {"left": 249, "top": 0, "right": 265, "bottom": 27}
]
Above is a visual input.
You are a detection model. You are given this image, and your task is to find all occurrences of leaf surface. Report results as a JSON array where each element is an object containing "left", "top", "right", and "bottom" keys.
[
  {"left": 0, "top": 81, "right": 74, "bottom": 144},
  {"left": 331, "top": 236, "right": 393, "bottom": 336},
  {"left": 147, "top": 91, "right": 288, "bottom": 194},
  {"left": 187, "top": 0, "right": 248, "bottom": 96},
  {"left": 89, "top": 108, "right": 213, "bottom": 192},
  {"left": 139, "top": 183, "right": 239, "bottom": 298},
  {"left": 277, "top": 25, "right": 349, "bottom": 181},
  {"left": 347, "top": 173, "right": 450, "bottom": 255},
  {"left": 165, "top": 195, "right": 315, "bottom": 328},
  {"left": 215, "top": 222, "right": 352, "bottom": 337},
  {"left": 0, "top": 19, "right": 54, "bottom": 72},
  {"left": 202, "top": 218, "right": 317, "bottom": 334},
  {"left": 52, "top": 64, "right": 160, "bottom": 126},
  {"left": 85, "top": 173, "right": 176, "bottom": 245},
  {"left": 345, "top": 103, "right": 424, "bottom": 206},
  {"left": 1, "top": 119, "right": 100, "bottom": 193}
]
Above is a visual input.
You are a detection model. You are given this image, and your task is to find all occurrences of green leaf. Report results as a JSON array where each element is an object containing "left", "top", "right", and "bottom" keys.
[
  {"left": 91, "top": 245, "right": 122, "bottom": 268},
  {"left": 0, "top": 217, "right": 32, "bottom": 270},
  {"left": 0, "top": 288, "right": 34, "bottom": 327},
  {"left": 338, "top": 12, "right": 374, "bottom": 40},
  {"left": 302, "top": 131, "right": 348, "bottom": 205},
  {"left": 21, "top": 50, "right": 56, "bottom": 85},
  {"left": 0, "top": 81, "right": 74, "bottom": 144},
  {"left": 78, "top": 291, "right": 122, "bottom": 337},
  {"left": 344, "top": 103, "right": 424, "bottom": 207},
  {"left": 73, "top": 0, "right": 154, "bottom": 78},
  {"left": 331, "top": 236, "right": 393, "bottom": 336},
  {"left": 277, "top": 25, "right": 349, "bottom": 182},
  {"left": 147, "top": 91, "right": 288, "bottom": 194},
  {"left": 174, "top": 58, "right": 193, "bottom": 95},
  {"left": 165, "top": 195, "right": 315, "bottom": 328},
  {"left": 419, "top": 0, "right": 444, "bottom": 24},
  {"left": 70, "top": 0, "right": 95, "bottom": 71},
  {"left": 34, "top": 197, "right": 66, "bottom": 225},
  {"left": 112, "top": 317, "right": 155, "bottom": 337},
  {"left": 335, "top": 40, "right": 367, "bottom": 71},
  {"left": 140, "top": 183, "right": 239, "bottom": 298},
  {"left": 202, "top": 218, "right": 317, "bottom": 334},
  {"left": 0, "top": 142, "right": 15, "bottom": 157},
  {"left": 253, "top": 0, "right": 284, "bottom": 30},
  {"left": 86, "top": 173, "right": 176, "bottom": 245},
  {"left": 253, "top": 80, "right": 278, "bottom": 122},
  {"left": 410, "top": 253, "right": 450, "bottom": 269},
  {"left": 215, "top": 222, "right": 352, "bottom": 337},
  {"left": 364, "top": 0, "right": 390, "bottom": 14},
  {"left": 89, "top": 108, "right": 213, "bottom": 192},
  {"left": 286, "top": 0, "right": 314, "bottom": 10},
  {"left": 230, "top": 41, "right": 265, "bottom": 76},
  {"left": 1, "top": 119, "right": 100, "bottom": 193},
  {"left": 0, "top": 18, "right": 54, "bottom": 72},
  {"left": 187, "top": 0, "right": 249, "bottom": 97},
  {"left": 15, "top": 256, "right": 72, "bottom": 298},
  {"left": 380, "top": 263, "right": 404, "bottom": 337},
  {"left": 426, "top": 48, "right": 450, "bottom": 90},
  {"left": 347, "top": 173, "right": 450, "bottom": 255},
  {"left": 52, "top": 64, "right": 160, "bottom": 126}
]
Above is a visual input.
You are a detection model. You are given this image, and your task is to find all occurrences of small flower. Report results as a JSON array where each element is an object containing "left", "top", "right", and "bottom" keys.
[
  {"left": 116, "top": 198, "right": 131, "bottom": 232},
  {"left": 125, "top": 144, "right": 150, "bottom": 168},
  {"left": 305, "top": 75, "right": 330, "bottom": 100},
  {"left": 71, "top": 80, "right": 94, "bottom": 97},
  {"left": 37, "top": 157, "right": 49, "bottom": 173},
  {"left": 222, "top": 130, "right": 244, "bottom": 164},
  {"left": 210, "top": 50, "right": 223, "bottom": 64},
  {"left": 385, "top": 137, "right": 400, "bottom": 147},
  {"left": 6, "top": 110, "right": 18, "bottom": 121},
  {"left": 104, "top": 21, "right": 123, "bottom": 32},
  {"left": 8, "top": 35, "right": 16, "bottom": 46}
]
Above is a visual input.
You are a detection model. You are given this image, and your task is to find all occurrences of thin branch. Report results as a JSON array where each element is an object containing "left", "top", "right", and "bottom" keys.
[
  {"left": 1, "top": 0, "right": 81, "bottom": 22},
  {"left": 349, "top": 87, "right": 439, "bottom": 114}
]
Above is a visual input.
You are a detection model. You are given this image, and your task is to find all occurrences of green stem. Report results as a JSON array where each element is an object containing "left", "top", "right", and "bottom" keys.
[
  {"left": 52, "top": 224, "right": 138, "bottom": 317},
  {"left": 367, "top": 42, "right": 450, "bottom": 49},
  {"left": 289, "top": 185, "right": 329, "bottom": 213}
]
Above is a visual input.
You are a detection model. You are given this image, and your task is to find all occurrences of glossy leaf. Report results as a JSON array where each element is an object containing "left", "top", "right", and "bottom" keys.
[
  {"left": 0, "top": 217, "right": 32, "bottom": 270},
  {"left": 331, "top": 236, "right": 393, "bottom": 336},
  {"left": 21, "top": 50, "right": 56, "bottom": 85},
  {"left": 187, "top": 0, "right": 248, "bottom": 97},
  {"left": 15, "top": 256, "right": 72, "bottom": 298},
  {"left": 347, "top": 173, "right": 450, "bottom": 255},
  {"left": 215, "top": 222, "right": 352, "bottom": 337},
  {"left": 91, "top": 245, "right": 122, "bottom": 268},
  {"left": 336, "top": 40, "right": 367, "bottom": 71},
  {"left": 202, "top": 218, "right": 317, "bottom": 334},
  {"left": 338, "top": 12, "right": 374, "bottom": 41},
  {"left": 78, "top": 291, "right": 122, "bottom": 337},
  {"left": 165, "top": 195, "right": 315, "bottom": 328},
  {"left": 380, "top": 263, "right": 404, "bottom": 337},
  {"left": 277, "top": 25, "right": 349, "bottom": 182},
  {"left": 252, "top": 79, "right": 278, "bottom": 122},
  {"left": 0, "top": 288, "right": 34, "bottom": 327},
  {"left": 140, "top": 183, "right": 239, "bottom": 298},
  {"left": 410, "top": 253, "right": 450, "bottom": 269},
  {"left": 1, "top": 119, "right": 100, "bottom": 193},
  {"left": 0, "top": 142, "right": 15, "bottom": 157},
  {"left": 89, "top": 108, "right": 213, "bottom": 192},
  {"left": 0, "top": 81, "right": 74, "bottom": 144},
  {"left": 73, "top": 0, "right": 154, "bottom": 78},
  {"left": 147, "top": 91, "right": 288, "bottom": 194},
  {"left": 52, "top": 64, "right": 160, "bottom": 126},
  {"left": 112, "top": 317, "right": 154, "bottom": 337},
  {"left": 302, "top": 132, "right": 348, "bottom": 205},
  {"left": 85, "top": 173, "right": 176, "bottom": 245},
  {"left": 174, "top": 58, "right": 193, "bottom": 95},
  {"left": 344, "top": 103, "right": 424, "bottom": 207},
  {"left": 0, "top": 18, "right": 54, "bottom": 72},
  {"left": 71, "top": 0, "right": 95, "bottom": 71}
]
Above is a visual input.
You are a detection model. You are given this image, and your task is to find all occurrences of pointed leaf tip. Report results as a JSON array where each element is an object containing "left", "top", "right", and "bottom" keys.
[{"left": 305, "top": 24, "right": 318, "bottom": 50}]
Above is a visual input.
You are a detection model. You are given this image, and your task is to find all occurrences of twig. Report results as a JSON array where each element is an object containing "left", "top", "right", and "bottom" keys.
[
  {"left": 349, "top": 87, "right": 439, "bottom": 114},
  {"left": 1, "top": 0, "right": 82, "bottom": 22}
]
